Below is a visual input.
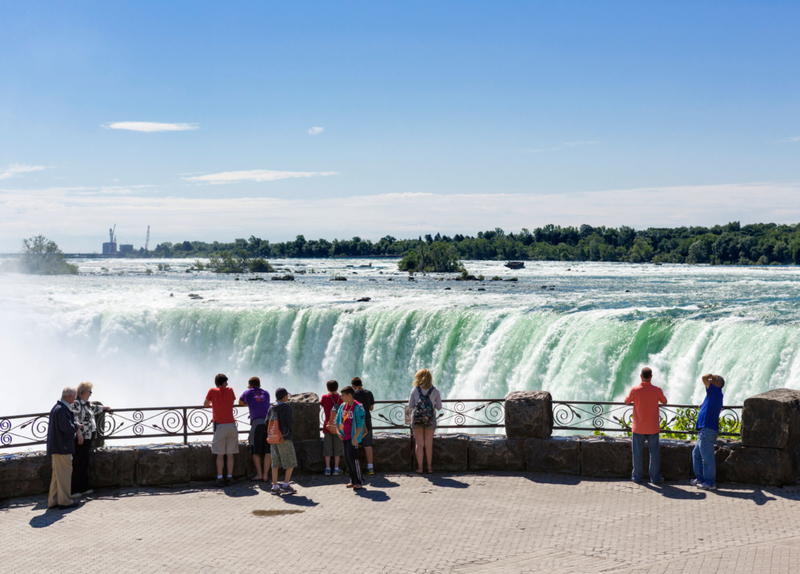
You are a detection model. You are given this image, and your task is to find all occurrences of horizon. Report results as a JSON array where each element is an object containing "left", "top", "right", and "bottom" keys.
[{"left": 2, "top": 1, "right": 799, "bottom": 252}]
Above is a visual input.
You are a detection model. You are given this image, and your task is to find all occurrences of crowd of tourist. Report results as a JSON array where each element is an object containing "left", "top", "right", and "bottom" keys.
[{"left": 45, "top": 366, "right": 725, "bottom": 509}]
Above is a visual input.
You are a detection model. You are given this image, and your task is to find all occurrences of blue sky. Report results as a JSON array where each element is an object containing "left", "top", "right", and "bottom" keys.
[{"left": 1, "top": 1, "right": 799, "bottom": 251}]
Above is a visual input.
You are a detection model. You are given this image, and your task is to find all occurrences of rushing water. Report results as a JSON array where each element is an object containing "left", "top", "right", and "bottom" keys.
[{"left": 2, "top": 258, "right": 800, "bottom": 416}]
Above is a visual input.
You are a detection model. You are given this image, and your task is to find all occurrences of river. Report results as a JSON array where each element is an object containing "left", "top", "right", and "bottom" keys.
[{"left": 2, "top": 258, "right": 799, "bottom": 415}]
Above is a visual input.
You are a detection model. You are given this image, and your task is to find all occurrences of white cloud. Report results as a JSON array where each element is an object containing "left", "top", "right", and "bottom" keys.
[
  {"left": 308, "top": 126, "right": 324, "bottom": 135},
  {"left": 0, "top": 164, "right": 49, "bottom": 180},
  {"left": 103, "top": 122, "right": 199, "bottom": 132},
  {"left": 2, "top": 181, "right": 800, "bottom": 251},
  {"left": 183, "top": 169, "right": 337, "bottom": 185},
  {"left": 777, "top": 136, "right": 800, "bottom": 143}
]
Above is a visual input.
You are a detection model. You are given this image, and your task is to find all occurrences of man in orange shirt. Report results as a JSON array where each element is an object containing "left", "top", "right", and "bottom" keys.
[{"left": 624, "top": 367, "right": 668, "bottom": 484}]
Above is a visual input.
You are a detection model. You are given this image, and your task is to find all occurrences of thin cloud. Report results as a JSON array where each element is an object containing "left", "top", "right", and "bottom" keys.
[
  {"left": 308, "top": 126, "right": 324, "bottom": 135},
  {"left": 0, "top": 164, "right": 49, "bottom": 180},
  {"left": 184, "top": 169, "right": 337, "bottom": 185},
  {"left": 776, "top": 136, "right": 800, "bottom": 143},
  {"left": 103, "top": 122, "right": 199, "bottom": 132}
]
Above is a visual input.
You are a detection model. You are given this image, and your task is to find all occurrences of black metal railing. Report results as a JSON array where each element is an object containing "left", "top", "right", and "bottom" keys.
[
  {"left": 0, "top": 406, "right": 255, "bottom": 450},
  {"left": 320, "top": 399, "right": 506, "bottom": 430},
  {"left": 1, "top": 398, "right": 742, "bottom": 450},
  {"left": 552, "top": 401, "right": 742, "bottom": 438}
]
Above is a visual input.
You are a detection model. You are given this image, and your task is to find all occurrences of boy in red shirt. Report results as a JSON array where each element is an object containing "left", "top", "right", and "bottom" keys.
[
  {"left": 204, "top": 373, "right": 238, "bottom": 487},
  {"left": 624, "top": 367, "right": 668, "bottom": 484},
  {"left": 320, "top": 380, "right": 344, "bottom": 476}
]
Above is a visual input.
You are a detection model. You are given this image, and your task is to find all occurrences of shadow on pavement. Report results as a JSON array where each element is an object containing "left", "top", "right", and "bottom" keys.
[
  {"left": 365, "top": 475, "right": 400, "bottom": 488},
  {"left": 426, "top": 474, "right": 469, "bottom": 489},
  {"left": 354, "top": 488, "right": 390, "bottom": 502},
  {"left": 711, "top": 487, "right": 777, "bottom": 506},
  {"left": 276, "top": 494, "right": 319, "bottom": 507},
  {"left": 641, "top": 483, "right": 706, "bottom": 500},
  {"left": 293, "top": 476, "right": 350, "bottom": 489},
  {"left": 222, "top": 483, "right": 259, "bottom": 498},
  {"left": 29, "top": 503, "right": 81, "bottom": 528},
  {"left": 521, "top": 473, "right": 584, "bottom": 486}
]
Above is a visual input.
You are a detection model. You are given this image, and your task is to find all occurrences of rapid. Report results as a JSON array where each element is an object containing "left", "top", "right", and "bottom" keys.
[{"left": 2, "top": 258, "right": 800, "bottom": 416}]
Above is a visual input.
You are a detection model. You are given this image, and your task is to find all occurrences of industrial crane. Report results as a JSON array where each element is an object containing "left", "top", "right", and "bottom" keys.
[{"left": 145, "top": 225, "right": 150, "bottom": 251}]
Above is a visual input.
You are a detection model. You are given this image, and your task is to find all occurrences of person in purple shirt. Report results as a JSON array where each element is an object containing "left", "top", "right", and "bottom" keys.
[
  {"left": 691, "top": 373, "right": 725, "bottom": 491},
  {"left": 238, "top": 377, "right": 271, "bottom": 481}
]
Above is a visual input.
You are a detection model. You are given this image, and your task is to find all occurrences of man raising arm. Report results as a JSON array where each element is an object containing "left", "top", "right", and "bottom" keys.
[{"left": 692, "top": 374, "right": 725, "bottom": 491}]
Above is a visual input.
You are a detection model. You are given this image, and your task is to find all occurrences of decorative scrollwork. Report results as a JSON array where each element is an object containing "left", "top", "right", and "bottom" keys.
[
  {"left": 375, "top": 403, "right": 407, "bottom": 428},
  {"left": 100, "top": 412, "right": 125, "bottom": 437},
  {"left": 0, "top": 418, "right": 11, "bottom": 446},
  {"left": 187, "top": 409, "right": 212, "bottom": 433},
  {"left": 153, "top": 409, "right": 183, "bottom": 434},
  {"left": 553, "top": 403, "right": 580, "bottom": 426}
]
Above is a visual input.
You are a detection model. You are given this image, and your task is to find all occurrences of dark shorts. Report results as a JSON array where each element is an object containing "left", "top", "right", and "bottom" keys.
[
  {"left": 249, "top": 423, "right": 268, "bottom": 455},
  {"left": 360, "top": 429, "right": 374, "bottom": 447}
]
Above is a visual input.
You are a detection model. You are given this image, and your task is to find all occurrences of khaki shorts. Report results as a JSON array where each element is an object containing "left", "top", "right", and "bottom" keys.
[
  {"left": 211, "top": 423, "right": 239, "bottom": 455},
  {"left": 270, "top": 440, "right": 297, "bottom": 469},
  {"left": 323, "top": 432, "right": 344, "bottom": 457}
]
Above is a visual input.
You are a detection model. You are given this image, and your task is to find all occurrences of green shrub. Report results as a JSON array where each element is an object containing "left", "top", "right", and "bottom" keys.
[{"left": 19, "top": 235, "right": 78, "bottom": 275}]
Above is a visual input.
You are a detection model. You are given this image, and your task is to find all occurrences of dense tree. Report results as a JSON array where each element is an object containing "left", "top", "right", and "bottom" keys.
[{"left": 120, "top": 222, "right": 800, "bottom": 266}]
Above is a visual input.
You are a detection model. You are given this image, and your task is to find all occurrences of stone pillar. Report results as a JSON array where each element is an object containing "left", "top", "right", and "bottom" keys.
[
  {"left": 287, "top": 392, "right": 320, "bottom": 442},
  {"left": 741, "top": 388, "right": 800, "bottom": 449},
  {"left": 504, "top": 391, "right": 553, "bottom": 438}
]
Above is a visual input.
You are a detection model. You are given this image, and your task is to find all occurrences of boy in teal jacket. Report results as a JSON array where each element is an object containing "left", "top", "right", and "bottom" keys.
[{"left": 336, "top": 386, "right": 366, "bottom": 490}]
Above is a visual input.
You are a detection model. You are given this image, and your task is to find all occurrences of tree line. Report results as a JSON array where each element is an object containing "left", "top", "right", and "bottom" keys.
[{"left": 143, "top": 222, "right": 800, "bottom": 266}]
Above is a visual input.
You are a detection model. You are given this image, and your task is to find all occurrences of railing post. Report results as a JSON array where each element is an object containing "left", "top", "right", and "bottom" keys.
[{"left": 183, "top": 407, "right": 188, "bottom": 445}]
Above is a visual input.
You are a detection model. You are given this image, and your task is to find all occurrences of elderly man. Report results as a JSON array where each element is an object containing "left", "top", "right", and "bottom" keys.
[{"left": 47, "top": 387, "right": 83, "bottom": 509}]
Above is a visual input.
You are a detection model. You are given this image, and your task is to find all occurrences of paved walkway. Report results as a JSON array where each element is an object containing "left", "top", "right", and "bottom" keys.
[{"left": 2, "top": 473, "right": 800, "bottom": 573}]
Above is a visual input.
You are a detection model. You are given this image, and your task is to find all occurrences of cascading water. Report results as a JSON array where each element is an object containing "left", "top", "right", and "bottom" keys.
[{"left": 2, "top": 257, "right": 799, "bottom": 415}]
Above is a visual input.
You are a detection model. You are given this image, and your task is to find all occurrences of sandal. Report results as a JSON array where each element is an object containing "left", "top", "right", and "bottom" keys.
[
  {"left": 346, "top": 483, "right": 354, "bottom": 488},
  {"left": 415, "top": 468, "right": 423, "bottom": 474},
  {"left": 425, "top": 469, "right": 433, "bottom": 474}
]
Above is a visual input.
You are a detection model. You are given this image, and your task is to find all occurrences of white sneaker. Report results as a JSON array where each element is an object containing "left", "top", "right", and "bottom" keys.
[
  {"left": 333, "top": 469, "right": 344, "bottom": 476},
  {"left": 71, "top": 493, "right": 82, "bottom": 499},
  {"left": 690, "top": 479, "right": 701, "bottom": 487}
]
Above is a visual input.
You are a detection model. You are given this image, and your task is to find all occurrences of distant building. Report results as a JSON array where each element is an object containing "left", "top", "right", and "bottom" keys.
[
  {"left": 119, "top": 244, "right": 134, "bottom": 254},
  {"left": 102, "top": 241, "right": 117, "bottom": 255}
]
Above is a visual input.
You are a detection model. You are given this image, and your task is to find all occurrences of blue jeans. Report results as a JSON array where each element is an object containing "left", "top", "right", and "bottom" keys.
[
  {"left": 632, "top": 433, "right": 662, "bottom": 483},
  {"left": 693, "top": 427, "right": 718, "bottom": 486}
]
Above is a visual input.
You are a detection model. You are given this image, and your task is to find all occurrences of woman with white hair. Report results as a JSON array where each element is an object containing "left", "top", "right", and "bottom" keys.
[{"left": 70, "top": 382, "right": 110, "bottom": 497}]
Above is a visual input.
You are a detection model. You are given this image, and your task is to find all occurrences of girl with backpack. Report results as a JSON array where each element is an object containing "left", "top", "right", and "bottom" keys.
[{"left": 407, "top": 368, "right": 442, "bottom": 474}]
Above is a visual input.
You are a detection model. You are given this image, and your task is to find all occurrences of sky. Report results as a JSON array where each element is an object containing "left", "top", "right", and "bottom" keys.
[{"left": 1, "top": 1, "right": 799, "bottom": 252}]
